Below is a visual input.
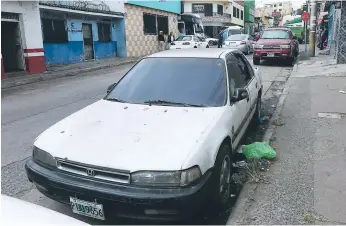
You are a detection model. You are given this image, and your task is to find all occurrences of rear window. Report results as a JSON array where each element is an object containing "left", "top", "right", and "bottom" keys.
[
  {"left": 261, "top": 30, "right": 290, "bottom": 39},
  {"left": 176, "top": 36, "right": 192, "bottom": 41},
  {"left": 226, "top": 34, "right": 247, "bottom": 41}
]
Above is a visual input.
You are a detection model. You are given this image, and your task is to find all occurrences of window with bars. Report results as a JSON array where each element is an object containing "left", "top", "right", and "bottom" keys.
[
  {"left": 143, "top": 13, "right": 169, "bottom": 35},
  {"left": 233, "top": 6, "right": 237, "bottom": 17},
  {"left": 237, "top": 8, "right": 240, "bottom": 18},
  {"left": 241, "top": 10, "right": 243, "bottom": 20},
  {"left": 157, "top": 15, "right": 168, "bottom": 35},
  {"left": 42, "top": 19, "right": 68, "bottom": 43},
  {"left": 98, "top": 23, "right": 111, "bottom": 42},
  {"left": 143, "top": 13, "right": 157, "bottom": 35}
]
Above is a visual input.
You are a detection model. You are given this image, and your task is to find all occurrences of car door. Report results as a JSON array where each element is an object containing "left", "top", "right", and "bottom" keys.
[
  {"left": 233, "top": 52, "right": 259, "bottom": 113},
  {"left": 226, "top": 53, "right": 250, "bottom": 149}
]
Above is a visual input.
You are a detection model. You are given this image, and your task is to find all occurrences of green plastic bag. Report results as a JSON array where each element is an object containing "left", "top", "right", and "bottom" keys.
[{"left": 242, "top": 142, "right": 276, "bottom": 159}]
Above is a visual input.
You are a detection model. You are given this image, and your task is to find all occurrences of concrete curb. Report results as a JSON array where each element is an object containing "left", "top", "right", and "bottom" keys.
[
  {"left": 1, "top": 59, "right": 138, "bottom": 89},
  {"left": 226, "top": 72, "right": 292, "bottom": 225}
]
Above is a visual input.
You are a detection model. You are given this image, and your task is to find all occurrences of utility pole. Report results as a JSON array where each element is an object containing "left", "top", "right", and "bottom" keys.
[{"left": 309, "top": 0, "right": 317, "bottom": 57}]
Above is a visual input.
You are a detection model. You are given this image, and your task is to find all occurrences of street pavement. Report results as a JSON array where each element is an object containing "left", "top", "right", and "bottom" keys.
[
  {"left": 233, "top": 50, "right": 346, "bottom": 225},
  {"left": 1, "top": 52, "right": 294, "bottom": 224}
]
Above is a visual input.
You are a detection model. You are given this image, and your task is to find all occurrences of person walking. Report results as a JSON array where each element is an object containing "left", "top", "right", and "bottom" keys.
[
  {"left": 218, "top": 30, "right": 223, "bottom": 48},
  {"left": 167, "top": 32, "right": 175, "bottom": 49},
  {"left": 158, "top": 31, "right": 165, "bottom": 51},
  {"left": 320, "top": 27, "right": 328, "bottom": 50}
]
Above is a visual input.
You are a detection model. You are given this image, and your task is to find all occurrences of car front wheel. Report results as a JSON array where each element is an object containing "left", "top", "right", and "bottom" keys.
[{"left": 211, "top": 143, "right": 232, "bottom": 209}]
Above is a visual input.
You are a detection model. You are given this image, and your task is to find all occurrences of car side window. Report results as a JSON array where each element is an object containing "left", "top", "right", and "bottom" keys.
[
  {"left": 233, "top": 53, "right": 253, "bottom": 82},
  {"left": 226, "top": 54, "right": 247, "bottom": 96}
]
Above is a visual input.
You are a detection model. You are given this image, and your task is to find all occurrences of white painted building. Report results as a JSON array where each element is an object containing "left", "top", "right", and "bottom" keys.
[
  {"left": 1, "top": 1, "right": 45, "bottom": 79},
  {"left": 182, "top": 0, "right": 244, "bottom": 38},
  {"left": 264, "top": 1, "right": 293, "bottom": 16}
]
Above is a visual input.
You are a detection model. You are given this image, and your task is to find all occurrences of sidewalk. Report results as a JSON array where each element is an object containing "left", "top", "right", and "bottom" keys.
[
  {"left": 229, "top": 52, "right": 346, "bottom": 224},
  {"left": 1, "top": 57, "right": 139, "bottom": 89}
]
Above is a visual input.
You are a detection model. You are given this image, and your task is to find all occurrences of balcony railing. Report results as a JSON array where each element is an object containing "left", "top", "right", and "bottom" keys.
[{"left": 39, "top": 0, "right": 123, "bottom": 16}]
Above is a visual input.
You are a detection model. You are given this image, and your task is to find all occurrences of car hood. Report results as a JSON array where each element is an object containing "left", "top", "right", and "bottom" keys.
[
  {"left": 257, "top": 39, "right": 290, "bottom": 45},
  {"left": 35, "top": 100, "right": 223, "bottom": 172}
]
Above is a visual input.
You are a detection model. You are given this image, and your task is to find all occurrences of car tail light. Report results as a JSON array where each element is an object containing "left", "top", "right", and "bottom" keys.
[
  {"left": 182, "top": 42, "right": 190, "bottom": 45},
  {"left": 240, "top": 41, "right": 246, "bottom": 44}
]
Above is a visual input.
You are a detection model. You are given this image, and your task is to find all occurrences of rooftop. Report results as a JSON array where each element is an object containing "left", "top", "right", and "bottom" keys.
[{"left": 147, "top": 48, "right": 237, "bottom": 59}]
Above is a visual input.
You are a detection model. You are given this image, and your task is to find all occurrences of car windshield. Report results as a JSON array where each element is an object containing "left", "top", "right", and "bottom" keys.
[
  {"left": 261, "top": 30, "right": 290, "bottom": 39},
  {"left": 176, "top": 36, "right": 192, "bottom": 41},
  {"left": 106, "top": 58, "right": 227, "bottom": 107},
  {"left": 227, "top": 34, "right": 247, "bottom": 41}
]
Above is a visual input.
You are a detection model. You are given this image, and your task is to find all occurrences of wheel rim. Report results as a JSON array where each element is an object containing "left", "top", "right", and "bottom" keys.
[{"left": 219, "top": 155, "right": 231, "bottom": 199}]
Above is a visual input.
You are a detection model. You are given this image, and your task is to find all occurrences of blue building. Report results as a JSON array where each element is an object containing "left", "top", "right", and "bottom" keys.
[
  {"left": 39, "top": 1, "right": 126, "bottom": 65},
  {"left": 124, "top": 0, "right": 181, "bottom": 57}
]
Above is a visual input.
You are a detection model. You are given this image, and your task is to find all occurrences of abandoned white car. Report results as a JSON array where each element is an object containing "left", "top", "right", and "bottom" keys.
[{"left": 26, "top": 48, "right": 262, "bottom": 221}]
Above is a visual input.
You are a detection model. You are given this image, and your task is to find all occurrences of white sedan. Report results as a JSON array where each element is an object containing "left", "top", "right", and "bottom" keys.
[
  {"left": 169, "top": 35, "right": 209, "bottom": 49},
  {"left": 25, "top": 48, "right": 262, "bottom": 221},
  {"left": 1, "top": 195, "right": 89, "bottom": 225}
]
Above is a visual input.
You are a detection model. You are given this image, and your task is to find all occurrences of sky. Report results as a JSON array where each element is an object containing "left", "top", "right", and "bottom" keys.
[{"left": 255, "top": 0, "right": 305, "bottom": 10}]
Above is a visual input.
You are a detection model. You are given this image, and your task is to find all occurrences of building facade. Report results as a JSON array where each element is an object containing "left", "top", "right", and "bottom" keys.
[
  {"left": 182, "top": 0, "right": 244, "bottom": 38},
  {"left": 39, "top": 1, "right": 126, "bottom": 66},
  {"left": 244, "top": 0, "right": 255, "bottom": 35},
  {"left": 1, "top": 1, "right": 45, "bottom": 79},
  {"left": 264, "top": 2, "right": 293, "bottom": 16},
  {"left": 124, "top": 0, "right": 180, "bottom": 57}
]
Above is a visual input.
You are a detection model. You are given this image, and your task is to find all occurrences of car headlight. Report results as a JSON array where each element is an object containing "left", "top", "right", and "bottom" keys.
[
  {"left": 280, "top": 45, "right": 290, "bottom": 49},
  {"left": 33, "top": 147, "right": 57, "bottom": 168},
  {"left": 131, "top": 166, "right": 202, "bottom": 187},
  {"left": 254, "top": 44, "right": 264, "bottom": 49}
]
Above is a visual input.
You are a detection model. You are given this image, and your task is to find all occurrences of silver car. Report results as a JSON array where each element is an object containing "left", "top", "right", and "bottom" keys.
[{"left": 223, "top": 34, "right": 255, "bottom": 55}]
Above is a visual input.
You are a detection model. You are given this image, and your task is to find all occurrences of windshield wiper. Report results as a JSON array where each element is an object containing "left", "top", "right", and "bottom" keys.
[
  {"left": 106, "top": 98, "right": 127, "bottom": 103},
  {"left": 144, "top": 100, "right": 205, "bottom": 107}
]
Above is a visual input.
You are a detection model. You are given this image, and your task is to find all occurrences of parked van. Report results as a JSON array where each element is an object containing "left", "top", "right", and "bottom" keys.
[{"left": 221, "top": 26, "right": 244, "bottom": 42}]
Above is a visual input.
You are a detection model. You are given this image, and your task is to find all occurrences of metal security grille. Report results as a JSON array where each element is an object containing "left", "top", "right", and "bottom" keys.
[
  {"left": 1, "top": 12, "right": 19, "bottom": 21},
  {"left": 263, "top": 45, "right": 281, "bottom": 49}
]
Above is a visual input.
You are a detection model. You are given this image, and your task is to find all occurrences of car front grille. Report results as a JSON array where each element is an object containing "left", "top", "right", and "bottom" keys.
[
  {"left": 56, "top": 159, "right": 130, "bottom": 184},
  {"left": 263, "top": 45, "right": 281, "bottom": 49}
]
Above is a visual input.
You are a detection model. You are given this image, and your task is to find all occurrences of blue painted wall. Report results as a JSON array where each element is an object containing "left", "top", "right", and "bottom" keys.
[
  {"left": 127, "top": 0, "right": 181, "bottom": 14},
  {"left": 44, "top": 17, "right": 126, "bottom": 65}
]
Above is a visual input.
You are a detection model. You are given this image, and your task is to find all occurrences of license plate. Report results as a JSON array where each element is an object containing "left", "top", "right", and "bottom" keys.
[
  {"left": 70, "top": 197, "right": 105, "bottom": 220},
  {"left": 267, "top": 53, "right": 275, "bottom": 57}
]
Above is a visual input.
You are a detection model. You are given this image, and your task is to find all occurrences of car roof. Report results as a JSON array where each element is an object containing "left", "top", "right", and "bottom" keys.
[
  {"left": 264, "top": 27, "right": 291, "bottom": 31},
  {"left": 146, "top": 48, "right": 239, "bottom": 59}
]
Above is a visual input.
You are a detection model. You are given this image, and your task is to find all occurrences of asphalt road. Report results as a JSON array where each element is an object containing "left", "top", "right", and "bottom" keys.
[{"left": 1, "top": 52, "right": 295, "bottom": 224}]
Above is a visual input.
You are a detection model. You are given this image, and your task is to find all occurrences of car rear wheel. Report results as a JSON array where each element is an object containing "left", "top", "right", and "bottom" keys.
[
  {"left": 211, "top": 144, "right": 232, "bottom": 210},
  {"left": 206, "top": 45, "right": 210, "bottom": 48},
  {"left": 253, "top": 57, "right": 260, "bottom": 65},
  {"left": 208, "top": 40, "right": 213, "bottom": 46}
]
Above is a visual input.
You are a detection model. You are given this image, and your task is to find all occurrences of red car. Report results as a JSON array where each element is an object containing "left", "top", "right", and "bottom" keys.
[{"left": 253, "top": 27, "right": 299, "bottom": 66}]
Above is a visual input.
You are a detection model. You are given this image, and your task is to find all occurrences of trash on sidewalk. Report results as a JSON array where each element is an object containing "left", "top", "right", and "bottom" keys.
[
  {"left": 258, "top": 115, "right": 270, "bottom": 124},
  {"left": 242, "top": 142, "right": 276, "bottom": 159},
  {"left": 340, "top": 90, "right": 346, "bottom": 94}
]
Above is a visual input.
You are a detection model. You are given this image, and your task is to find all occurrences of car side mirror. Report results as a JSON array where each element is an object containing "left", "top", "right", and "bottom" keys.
[
  {"left": 231, "top": 88, "right": 249, "bottom": 102},
  {"left": 107, "top": 83, "right": 117, "bottom": 93}
]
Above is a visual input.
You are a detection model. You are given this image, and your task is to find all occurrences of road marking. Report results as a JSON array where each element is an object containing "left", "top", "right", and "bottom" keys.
[{"left": 317, "top": 113, "right": 343, "bottom": 119}]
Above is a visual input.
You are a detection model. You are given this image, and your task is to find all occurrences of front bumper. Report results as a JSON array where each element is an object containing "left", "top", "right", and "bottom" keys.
[
  {"left": 25, "top": 158, "right": 213, "bottom": 221},
  {"left": 254, "top": 49, "right": 291, "bottom": 59}
]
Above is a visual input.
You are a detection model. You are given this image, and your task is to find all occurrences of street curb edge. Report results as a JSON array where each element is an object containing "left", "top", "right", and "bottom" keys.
[
  {"left": 1, "top": 60, "right": 139, "bottom": 90},
  {"left": 226, "top": 70, "right": 292, "bottom": 225}
]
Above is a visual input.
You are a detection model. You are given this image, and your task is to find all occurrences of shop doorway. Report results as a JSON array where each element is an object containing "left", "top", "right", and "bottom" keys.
[
  {"left": 1, "top": 21, "right": 25, "bottom": 73},
  {"left": 82, "top": 23, "right": 94, "bottom": 60}
]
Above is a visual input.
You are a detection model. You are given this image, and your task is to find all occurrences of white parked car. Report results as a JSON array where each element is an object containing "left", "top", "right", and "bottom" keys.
[
  {"left": 25, "top": 48, "right": 262, "bottom": 221},
  {"left": 1, "top": 195, "right": 89, "bottom": 225},
  {"left": 170, "top": 35, "right": 209, "bottom": 49},
  {"left": 223, "top": 34, "right": 255, "bottom": 55},
  {"left": 198, "top": 33, "right": 218, "bottom": 46}
]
